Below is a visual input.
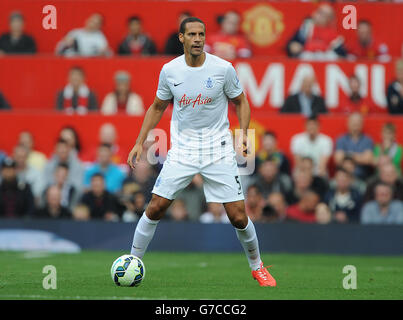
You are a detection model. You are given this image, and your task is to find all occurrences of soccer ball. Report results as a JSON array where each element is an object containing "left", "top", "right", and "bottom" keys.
[{"left": 110, "top": 254, "right": 145, "bottom": 287}]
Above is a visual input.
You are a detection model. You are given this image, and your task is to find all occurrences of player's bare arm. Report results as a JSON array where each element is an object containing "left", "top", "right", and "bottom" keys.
[
  {"left": 127, "top": 96, "right": 170, "bottom": 169},
  {"left": 231, "top": 92, "right": 251, "bottom": 156}
]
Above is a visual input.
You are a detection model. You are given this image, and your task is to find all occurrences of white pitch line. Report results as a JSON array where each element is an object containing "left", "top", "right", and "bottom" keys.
[{"left": 0, "top": 294, "right": 171, "bottom": 300}]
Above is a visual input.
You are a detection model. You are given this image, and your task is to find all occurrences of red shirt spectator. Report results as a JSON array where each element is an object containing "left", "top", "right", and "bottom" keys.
[
  {"left": 286, "top": 190, "right": 319, "bottom": 223},
  {"left": 335, "top": 75, "right": 386, "bottom": 114},
  {"left": 346, "top": 20, "right": 389, "bottom": 61},
  {"left": 205, "top": 11, "right": 251, "bottom": 60}
]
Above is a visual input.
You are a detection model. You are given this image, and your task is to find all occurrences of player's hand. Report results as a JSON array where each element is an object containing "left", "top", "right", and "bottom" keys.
[
  {"left": 236, "top": 132, "right": 249, "bottom": 157},
  {"left": 127, "top": 144, "right": 143, "bottom": 170},
  {"left": 241, "top": 133, "right": 249, "bottom": 157}
]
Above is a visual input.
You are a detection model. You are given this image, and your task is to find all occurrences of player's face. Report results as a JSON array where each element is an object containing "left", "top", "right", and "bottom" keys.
[{"left": 180, "top": 22, "right": 205, "bottom": 57}]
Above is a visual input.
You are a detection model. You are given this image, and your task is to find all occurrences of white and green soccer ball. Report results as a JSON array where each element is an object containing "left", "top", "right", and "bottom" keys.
[{"left": 110, "top": 254, "right": 145, "bottom": 287}]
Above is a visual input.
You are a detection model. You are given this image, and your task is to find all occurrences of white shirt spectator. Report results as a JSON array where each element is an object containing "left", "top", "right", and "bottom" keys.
[
  {"left": 199, "top": 211, "right": 230, "bottom": 224},
  {"left": 101, "top": 92, "right": 144, "bottom": 115},
  {"left": 291, "top": 132, "right": 333, "bottom": 174},
  {"left": 57, "top": 28, "right": 108, "bottom": 57}
]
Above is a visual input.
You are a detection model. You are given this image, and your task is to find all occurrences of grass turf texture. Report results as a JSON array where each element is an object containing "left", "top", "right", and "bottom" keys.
[{"left": 0, "top": 251, "right": 402, "bottom": 300}]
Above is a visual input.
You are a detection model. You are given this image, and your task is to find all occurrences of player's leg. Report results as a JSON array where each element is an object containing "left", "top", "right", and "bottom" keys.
[
  {"left": 130, "top": 194, "right": 172, "bottom": 259},
  {"left": 223, "top": 200, "right": 262, "bottom": 270},
  {"left": 130, "top": 155, "right": 198, "bottom": 259},
  {"left": 201, "top": 157, "right": 276, "bottom": 286}
]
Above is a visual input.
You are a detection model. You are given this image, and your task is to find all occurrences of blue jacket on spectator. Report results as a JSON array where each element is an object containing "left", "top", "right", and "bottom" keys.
[
  {"left": 324, "top": 188, "right": 362, "bottom": 223},
  {"left": 84, "top": 164, "right": 126, "bottom": 193}
]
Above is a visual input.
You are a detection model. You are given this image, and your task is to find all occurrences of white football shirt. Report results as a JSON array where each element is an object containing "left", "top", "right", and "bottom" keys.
[{"left": 156, "top": 52, "right": 243, "bottom": 156}]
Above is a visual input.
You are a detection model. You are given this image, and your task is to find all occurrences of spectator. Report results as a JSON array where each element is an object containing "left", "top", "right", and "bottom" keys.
[
  {"left": 199, "top": 202, "right": 230, "bottom": 223},
  {"left": 346, "top": 20, "right": 390, "bottom": 62},
  {"left": 286, "top": 4, "right": 346, "bottom": 60},
  {"left": 56, "top": 13, "right": 110, "bottom": 57},
  {"left": 364, "top": 163, "right": 403, "bottom": 202},
  {"left": 59, "top": 126, "right": 82, "bottom": 155},
  {"left": 168, "top": 199, "right": 189, "bottom": 221},
  {"left": 266, "top": 192, "right": 287, "bottom": 221},
  {"left": 0, "top": 91, "right": 11, "bottom": 110},
  {"left": 118, "top": 16, "right": 157, "bottom": 55},
  {"left": 260, "top": 204, "right": 281, "bottom": 223},
  {"left": 83, "top": 143, "right": 126, "bottom": 194},
  {"left": 256, "top": 131, "right": 290, "bottom": 175},
  {"left": 245, "top": 185, "right": 265, "bottom": 222},
  {"left": 286, "top": 189, "right": 320, "bottom": 223},
  {"left": 0, "top": 11, "right": 36, "bottom": 54},
  {"left": 124, "top": 159, "right": 156, "bottom": 203},
  {"left": 296, "top": 157, "right": 329, "bottom": 199},
  {"left": 18, "top": 131, "right": 47, "bottom": 171},
  {"left": 35, "top": 185, "right": 71, "bottom": 219},
  {"left": 315, "top": 203, "right": 332, "bottom": 224},
  {"left": 118, "top": 181, "right": 143, "bottom": 222},
  {"left": 55, "top": 66, "right": 98, "bottom": 114},
  {"left": 164, "top": 11, "right": 192, "bottom": 55},
  {"left": 13, "top": 144, "right": 43, "bottom": 200},
  {"left": 324, "top": 168, "right": 362, "bottom": 223},
  {"left": 177, "top": 174, "right": 206, "bottom": 221},
  {"left": 253, "top": 158, "right": 293, "bottom": 199},
  {"left": 287, "top": 166, "right": 328, "bottom": 204},
  {"left": 387, "top": 59, "right": 403, "bottom": 114},
  {"left": 72, "top": 204, "right": 90, "bottom": 221},
  {"left": 338, "top": 156, "right": 367, "bottom": 195},
  {"left": 80, "top": 173, "right": 120, "bottom": 221},
  {"left": 47, "top": 163, "right": 78, "bottom": 210},
  {"left": 281, "top": 75, "right": 327, "bottom": 116},
  {"left": 0, "top": 157, "right": 34, "bottom": 217},
  {"left": 81, "top": 123, "right": 126, "bottom": 164},
  {"left": 290, "top": 116, "right": 333, "bottom": 177},
  {"left": 101, "top": 71, "right": 144, "bottom": 115},
  {"left": 334, "top": 112, "right": 374, "bottom": 180},
  {"left": 43, "top": 138, "right": 84, "bottom": 193},
  {"left": 374, "top": 122, "right": 402, "bottom": 174},
  {"left": 361, "top": 182, "right": 403, "bottom": 225},
  {"left": 336, "top": 75, "right": 380, "bottom": 114},
  {"left": 205, "top": 10, "right": 252, "bottom": 60}
]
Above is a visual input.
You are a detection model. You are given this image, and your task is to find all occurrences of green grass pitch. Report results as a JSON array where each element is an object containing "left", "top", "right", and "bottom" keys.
[{"left": 0, "top": 250, "right": 402, "bottom": 300}]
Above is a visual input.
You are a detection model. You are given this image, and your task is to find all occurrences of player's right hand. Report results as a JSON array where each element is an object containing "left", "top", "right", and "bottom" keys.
[{"left": 127, "top": 144, "right": 143, "bottom": 170}]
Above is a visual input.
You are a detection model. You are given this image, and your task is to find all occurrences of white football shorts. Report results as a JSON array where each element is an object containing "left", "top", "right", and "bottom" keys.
[{"left": 152, "top": 149, "right": 244, "bottom": 203}]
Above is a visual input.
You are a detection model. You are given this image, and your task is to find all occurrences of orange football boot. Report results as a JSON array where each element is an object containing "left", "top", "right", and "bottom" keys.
[{"left": 251, "top": 262, "right": 277, "bottom": 287}]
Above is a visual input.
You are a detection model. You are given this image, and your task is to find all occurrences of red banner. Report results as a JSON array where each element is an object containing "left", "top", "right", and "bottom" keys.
[
  {"left": 0, "top": 56, "right": 397, "bottom": 112},
  {"left": 0, "top": 1, "right": 402, "bottom": 57}
]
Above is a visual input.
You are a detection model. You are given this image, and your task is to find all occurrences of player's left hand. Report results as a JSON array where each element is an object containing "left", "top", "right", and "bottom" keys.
[
  {"left": 236, "top": 132, "right": 249, "bottom": 157},
  {"left": 241, "top": 133, "right": 249, "bottom": 157}
]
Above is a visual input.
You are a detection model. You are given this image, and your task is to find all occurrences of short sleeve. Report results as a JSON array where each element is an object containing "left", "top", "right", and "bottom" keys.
[
  {"left": 224, "top": 64, "right": 243, "bottom": 99},
  {"left": 156, "top": 67, "right": 173, "bottom": 101}
]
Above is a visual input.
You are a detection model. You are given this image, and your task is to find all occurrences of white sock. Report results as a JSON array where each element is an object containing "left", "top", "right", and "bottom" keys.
[
  {"left": 130, "top": 212, "right": 159, "bottom": 259},
  {"left": 235, "top": 217, "right": 262, "bottom": 270}
]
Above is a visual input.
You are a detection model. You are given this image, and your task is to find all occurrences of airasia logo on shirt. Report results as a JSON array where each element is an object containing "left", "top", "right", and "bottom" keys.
[{"left": 179, "top": 94, "right": 212, "bottom": 108}]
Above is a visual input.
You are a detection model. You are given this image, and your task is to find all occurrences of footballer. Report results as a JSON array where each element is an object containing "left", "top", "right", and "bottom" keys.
[{"left": 127, "top": 17, "right": 276, "bottom": 287}]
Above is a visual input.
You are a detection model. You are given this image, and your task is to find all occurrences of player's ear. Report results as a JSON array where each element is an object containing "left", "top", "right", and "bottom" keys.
[{"left": 179, "top": 33, "right": 184, "bottom": 44}]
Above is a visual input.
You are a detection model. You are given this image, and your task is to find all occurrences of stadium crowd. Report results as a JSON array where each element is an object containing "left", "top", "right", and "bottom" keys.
[
  {"left": 1, "top": 112, "right": 403, "bottom": 225},
  {"left": 1, "top": 1, "right": 403, "bottom": 225}
]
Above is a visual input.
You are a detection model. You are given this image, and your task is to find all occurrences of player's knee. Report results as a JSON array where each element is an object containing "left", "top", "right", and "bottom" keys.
[
  {"left": 229, "top": 211, "right": 248, "bottom": 229},
  {"left": 145, "top": 196, "right": 168, "bottom": 220}
]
